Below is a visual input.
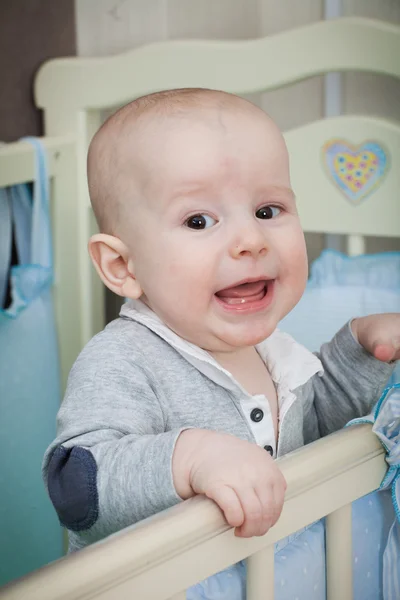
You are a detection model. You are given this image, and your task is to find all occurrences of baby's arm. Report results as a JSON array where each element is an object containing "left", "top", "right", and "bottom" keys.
[
  {"left": 303, "top": 318, "right": 396, "bottom": 441},
  {"left": 351, "top": 313, "right": 400, "bottom": 363},
  {"left": 43, "top": 350, "right": 191, "bottom": 547},
  {"left": 43, "top": 343, "right": 285, "bottom": 547}
]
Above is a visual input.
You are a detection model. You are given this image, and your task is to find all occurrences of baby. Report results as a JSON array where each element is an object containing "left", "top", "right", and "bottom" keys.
[{"left": 44, "top": 89, "right": 399, "bottom": 554}]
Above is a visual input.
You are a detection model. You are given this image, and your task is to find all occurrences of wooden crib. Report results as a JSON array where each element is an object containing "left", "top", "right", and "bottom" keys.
[{"left": 0, "top": 16, "right": 399, "bottom": 600}]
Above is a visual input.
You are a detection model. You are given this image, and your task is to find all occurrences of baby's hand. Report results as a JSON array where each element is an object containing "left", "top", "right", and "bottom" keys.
[
  {"left": 172, "top": 429, "right": 286, "bottom": 538},
  {"left": 352, "top": 313, "right": 400, "bottom": 362}
]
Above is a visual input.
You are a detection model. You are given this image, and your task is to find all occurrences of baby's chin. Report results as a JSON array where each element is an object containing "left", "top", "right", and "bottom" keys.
[
  {"left": 201, "top": 323, "right": 277, "bottom": 353},
  {"left": 140, "top": 298, "right": 277, "bottom": 351}
]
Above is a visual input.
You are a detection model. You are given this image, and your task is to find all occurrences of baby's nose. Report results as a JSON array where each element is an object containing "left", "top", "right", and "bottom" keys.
[{"left": 229, "top": 226, "right": 268, "bottom": 259}]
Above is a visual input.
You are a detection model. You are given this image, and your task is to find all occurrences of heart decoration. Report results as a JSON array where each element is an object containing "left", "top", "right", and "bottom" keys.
[{"left": 322, "top": 139, "right": 389, "bottom": 205}]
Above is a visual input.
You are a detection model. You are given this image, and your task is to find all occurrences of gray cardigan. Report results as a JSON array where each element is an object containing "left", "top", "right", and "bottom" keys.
[{"left": 43, "top": 302, "right": 393, "bottom": 552}]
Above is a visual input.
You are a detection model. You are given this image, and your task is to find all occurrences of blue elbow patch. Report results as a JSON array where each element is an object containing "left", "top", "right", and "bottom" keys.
[{"left": 47, "top": 445, "right": 99, "bottom": 531}]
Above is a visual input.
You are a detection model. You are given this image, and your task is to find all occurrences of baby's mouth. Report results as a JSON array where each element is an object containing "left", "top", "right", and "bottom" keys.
[{"left": 215, "top": 280, "right": 268, "bottom": 305}]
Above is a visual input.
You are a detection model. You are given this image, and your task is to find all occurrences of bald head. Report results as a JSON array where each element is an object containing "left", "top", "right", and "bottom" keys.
[{"left": 87, "top": 88, "right": 277, "bottom": 235}]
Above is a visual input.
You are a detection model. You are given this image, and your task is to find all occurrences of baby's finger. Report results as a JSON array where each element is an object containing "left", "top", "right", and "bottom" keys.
[
  {"left": 271, "top": 479, "right": 286, "bottom": 526},
  {"left": 254, "top": 484, "right": 277, "bottom": 533},
  {"left": 254, "top": 473, "right": 285, "bottom": 531},
  {"left": 234, "top": 488, "right": 265, "bottom": 538},
  {"left": 206, "top": 485, "right": 244, "bottom": 529},
  {"left": 373, "top": 343, "right": 397, "bottom": 363}
]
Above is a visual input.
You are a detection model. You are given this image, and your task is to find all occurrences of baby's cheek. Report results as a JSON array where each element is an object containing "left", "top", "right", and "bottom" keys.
[
  {"left": 294, "top": 250, "right": 308, "bottom": 283},
  {"left": 284, "top": 234, "right": 307, "bottom": 271},
  {"left": 281, "top": 239, "right": 308, "bottom": 296},
  {"left": 161, "top": 257, "right": 210, "bottom": 307}
]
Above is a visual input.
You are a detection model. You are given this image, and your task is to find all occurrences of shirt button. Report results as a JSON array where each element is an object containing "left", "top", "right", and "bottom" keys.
[
  {"left": 264, "top": 445, "right": 274, "bottom": 456},
  {"left": 250, "top": 408, "right": 264, "bottom": 423}
]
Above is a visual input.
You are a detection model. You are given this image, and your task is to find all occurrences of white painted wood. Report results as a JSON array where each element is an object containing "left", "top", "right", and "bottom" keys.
[
  {"left": 285, "top": 115, "right": 400, "bottom": 238},
  {"left": 39, "top": 107, "right": 105, "bottom": 356},
  {"left": 326, "top": 504, "right": 353, "bottom": 600},
  {"left": 49, "top": 138, "right": 87, "bottom": 393},
  {"left": 36, "top": 19, "right": 400, "bottom": 113},
  {"left": 0, "top": 137, "right": 73, "bottom": 187},
  {"left": 247, "top": 546, "right": 274, "bottom": 600},
  {"left": 347, "top": 234, "right": 366, "bottom": 256},
  {"left": 0, "top": 424, "right": 385, "bottom": 600}
]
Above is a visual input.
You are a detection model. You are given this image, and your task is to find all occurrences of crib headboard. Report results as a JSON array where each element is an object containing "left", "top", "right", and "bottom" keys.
[{"left": 32, "top": 16, "right": 400, "bottom": 389}]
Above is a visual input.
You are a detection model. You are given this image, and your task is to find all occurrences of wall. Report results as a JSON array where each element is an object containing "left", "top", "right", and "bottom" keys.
[{"left": 0, "top": 0, "right": 76, "bottom": 142}]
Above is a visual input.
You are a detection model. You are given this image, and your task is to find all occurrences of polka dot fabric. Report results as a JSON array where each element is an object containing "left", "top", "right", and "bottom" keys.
[
  {"left": 352, "top": 490, "right": 394, "bottom": 600},
  {"left": 186, "top": 521, "right": 326, "bottom": 600},
  {"left": 186, "top": 495, "right": 394, "bottom": 600}
]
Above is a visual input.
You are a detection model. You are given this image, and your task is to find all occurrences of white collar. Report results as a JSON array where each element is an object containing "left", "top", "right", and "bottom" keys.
[{"left": 120, "top": 299, "right": 323, "bottom": 402}]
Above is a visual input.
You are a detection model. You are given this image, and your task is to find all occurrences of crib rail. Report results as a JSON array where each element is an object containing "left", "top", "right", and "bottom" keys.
[
  {"left": 0, "top": 137, "right": 74, "bottom": 188},
  {"left": 0, "top": 424, "right": 386, "bottom": 600}
]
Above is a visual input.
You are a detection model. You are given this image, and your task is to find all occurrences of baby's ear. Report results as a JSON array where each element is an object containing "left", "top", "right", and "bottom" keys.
[{"left": 88, "top": 234, "right": 142, "bottom": 299}]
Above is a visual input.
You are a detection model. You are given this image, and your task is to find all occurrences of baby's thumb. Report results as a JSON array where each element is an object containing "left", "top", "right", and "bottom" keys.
[{"left": 372, "top": 342, "right": 397, "bottom": 363}]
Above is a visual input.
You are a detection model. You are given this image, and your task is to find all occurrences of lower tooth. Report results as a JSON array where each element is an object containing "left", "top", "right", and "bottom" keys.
[{"left": 224, "top": 297, "right": 247, "bottom": 305}]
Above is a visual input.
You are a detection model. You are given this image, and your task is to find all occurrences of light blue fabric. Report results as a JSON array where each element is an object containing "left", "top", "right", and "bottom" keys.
[
  {"left": 352, "top": 489, "right": 394, "bottom": 600},
  {"left": 187, "top": 520, "right": 326, "bottom": 600},
  {"left": 0, "top": 138, "right": 63, "bottom": 585},
  {"left": 280, "top": 249, "right": 400, "bottom": 384}
]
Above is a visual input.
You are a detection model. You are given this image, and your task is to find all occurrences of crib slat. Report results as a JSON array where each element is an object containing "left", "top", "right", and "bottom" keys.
[
  {"left": 247, "top": 545, "right": 275, "bottom": 600},
  {"left": 346, "top": 233, "right": 365, "bottom": 256},
  {"left": 326, "top": 503, "right": 353, "bottom": 600}
]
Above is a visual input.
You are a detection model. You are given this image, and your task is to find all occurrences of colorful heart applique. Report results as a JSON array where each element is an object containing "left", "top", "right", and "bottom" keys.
[{"left": 323, "top": 140, "right": 389, "bottom": 204}]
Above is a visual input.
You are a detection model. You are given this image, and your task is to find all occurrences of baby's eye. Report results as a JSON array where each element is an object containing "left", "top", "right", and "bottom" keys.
[
  {"left": 185, "top": 214, "right": 217, "bottom": 230},
  {"left": 255, "top": 205, "right": 281, "bottom": 220}
]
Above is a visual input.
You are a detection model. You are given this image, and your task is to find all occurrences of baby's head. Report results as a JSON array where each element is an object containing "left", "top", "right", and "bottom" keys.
[{"left": 88, "top": 89, "right": 308, "bottom": 352}]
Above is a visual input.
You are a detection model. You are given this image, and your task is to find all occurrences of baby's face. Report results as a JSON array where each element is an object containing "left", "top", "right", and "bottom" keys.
[{"left": 122, "top": 107, "right": 308, "bottom": 352}]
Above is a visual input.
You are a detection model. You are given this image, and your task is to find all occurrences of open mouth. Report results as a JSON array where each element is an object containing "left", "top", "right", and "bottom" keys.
[{"left": 215, "top": 279, "right": 272, "bottom": 309}]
